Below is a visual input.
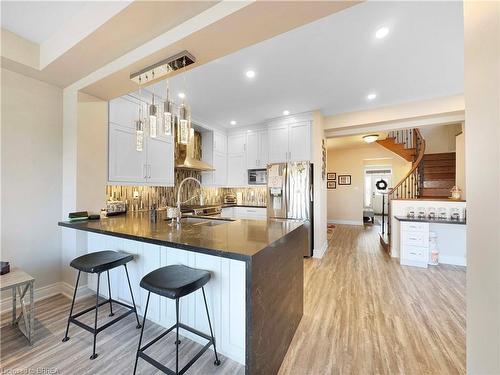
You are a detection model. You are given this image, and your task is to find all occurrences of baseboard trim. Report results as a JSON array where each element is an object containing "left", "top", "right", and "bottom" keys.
[
  {"left": 1, "top": 281, "right": 93, "bottom": 314},
  {"left": 439, "top": 255, "right": 467, "bottom": 267},
  {"left": 328, "top": 219, "right": 364, "bottom": 226},
  {"left": 313, "top": 241, "right": 328, "bottom": 259}
]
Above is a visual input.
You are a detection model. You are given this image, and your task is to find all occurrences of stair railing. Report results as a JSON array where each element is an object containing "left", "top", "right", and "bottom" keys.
[{"left": 386, "top": 129, "right": 426, "bottom": 240}]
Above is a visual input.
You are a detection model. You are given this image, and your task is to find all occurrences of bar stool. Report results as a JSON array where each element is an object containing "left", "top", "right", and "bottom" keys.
[
  {"left": 133, "top": 264, "right": 221, "bottom": 375},
  {"left": 62, "top": 250, "right": 141, "bottom": 359}
]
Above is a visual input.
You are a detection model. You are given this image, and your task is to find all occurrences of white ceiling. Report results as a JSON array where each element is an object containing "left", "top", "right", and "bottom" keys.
[
  {"left": 0, "top": 1, "right": 123, "bottom": 44},
  {"left": 138, "top": 1, "right": 464, "bottom": 129},
  {"left": 1, "top": 1, "right": 84, "bottom": 43}
]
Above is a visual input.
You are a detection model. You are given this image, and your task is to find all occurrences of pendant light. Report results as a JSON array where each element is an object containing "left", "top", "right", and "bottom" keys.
[
  {"left": 178, "top": 103, "right": 190, "bottom": 145},
  {"left": 163, "top": 83, "right": 173, "bottom": 136},
  {"left": 136, "top": 106, "right": 144, "bottom": 151},
  {"left": 149, "top": 93, "right": 157, "bottom": 138}
]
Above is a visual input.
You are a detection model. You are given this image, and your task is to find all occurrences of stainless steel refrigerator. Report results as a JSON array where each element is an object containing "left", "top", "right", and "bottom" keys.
[{"left": 267, "top": 161, "right": 314, "bottom": 257}]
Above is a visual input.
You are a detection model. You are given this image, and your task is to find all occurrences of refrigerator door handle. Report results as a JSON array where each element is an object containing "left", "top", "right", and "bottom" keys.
[{"left": 310, "top": 184, "right": 314, "bottom": 202}]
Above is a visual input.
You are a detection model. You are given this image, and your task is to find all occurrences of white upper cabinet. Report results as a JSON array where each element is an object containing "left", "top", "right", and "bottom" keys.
[
  {"left": 108, "top": 97, "right": 174, "bottom": 186},
  {"left": 201, "top": 131, "right": 227, "bottom": 187},
  {"left": 268, "top": 121, "right": 311, "bottom": 163},
  {"left": 214, "top": 132, "right": 227, "bottom": 154},
  {"left": 147, "top": 136, "right": 174, "bottom": 185},
  {"left": 227, "top": 133, "right": 247, "bottom": 186},
  {"left": 109, "top": 123, "right": 146, "bottom": 182},
  {"left": 227, "top": 133, "right": 246, "bottom": 155},
  {"left": 213, "top": 152, "right": 227, "bottom": 186},
  {"left": 246, "top": 130, "right": 268, "bottom": 169},
  {"left": 227, "top": 153, "right": 246, "bottom": 186},
  {"left": 268, "top": 124, "right": 289, "bottom": 163},
  {"left": 288, "top": 121, "right": 311, "bottom": 161},
  {"left": 109, "top": 97, "right": 140, "bottom": 129}
]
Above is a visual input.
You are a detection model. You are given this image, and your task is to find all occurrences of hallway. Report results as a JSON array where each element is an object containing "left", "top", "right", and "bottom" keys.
[{"left": 279, "top": 224, "right": 466, "bottom": 374}]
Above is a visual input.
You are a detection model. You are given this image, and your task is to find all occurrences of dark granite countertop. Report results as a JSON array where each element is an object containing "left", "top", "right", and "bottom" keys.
[
  {"left": 58, "top": 212, "right": 302, "bottom": 261},
  {"left": 222, "top": 204, "right": 267, "bottom": 209},
  {"left": 395, "top": 215, "right": 467, "bottom": 225}
]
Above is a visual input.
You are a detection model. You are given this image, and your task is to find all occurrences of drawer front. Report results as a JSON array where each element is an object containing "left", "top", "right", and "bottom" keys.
[
  {"left": 401, "top": 231, "right": 428, "bottom": 247},
  {"left": 233, "top": 207, "right": 266, "bottom": 219},
  {"left": 400, "top": 221, "right": 428, "bottom": 232},
  {"left": 401, "top": 245, "right": 428, "bottom": 262}
]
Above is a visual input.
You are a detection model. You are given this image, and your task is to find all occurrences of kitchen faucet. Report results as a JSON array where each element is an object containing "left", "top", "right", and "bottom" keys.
[{"left": 176, "top": 177, "right": 204, "bottom": 224}]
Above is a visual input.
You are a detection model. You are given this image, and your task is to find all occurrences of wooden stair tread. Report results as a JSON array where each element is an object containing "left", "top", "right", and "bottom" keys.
[
  {"left": 423, "top": 152, "right": 456, "bottom": 160},
  {"left": 423, "top": 180, "right": 455, "bottom": 189},
  {"left": 422, "top": 159, "right": 456, "bottom": 167}
]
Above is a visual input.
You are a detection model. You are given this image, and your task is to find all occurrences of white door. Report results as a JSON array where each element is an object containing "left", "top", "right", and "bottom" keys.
[
  {"left": 227, "top": 153, "right": 246, "bottom": 186},
  {"left": 147, "top": 136, "right": 174, "bottom": 186},
  {"left": 289, "top": 122, "right": 311, "bottom": 161},
  {"left": 364, "top": 170, "right": 391, "bottom": 214},
  {"left": 246, "top": 132, "right": 259, "bottom": 169},
  {"left": 268, "top": 125, "right": 289, "bottom": 163},
  {"left": 108, "top": 123, "right": 146, "bottom": 182},
  {"left": 213, "top": 151, "right": 227, "bottom": 186}
]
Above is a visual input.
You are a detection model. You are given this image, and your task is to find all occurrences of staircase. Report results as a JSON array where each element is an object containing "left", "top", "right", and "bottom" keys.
[
  {"left": 420, "top": 153, "right": 456, "bottom": 198},
  {"left": 376, "top": 129, "right": 458, "bottom": 253}
]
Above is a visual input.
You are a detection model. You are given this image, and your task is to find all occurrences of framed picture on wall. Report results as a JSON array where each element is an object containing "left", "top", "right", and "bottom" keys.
[
  {"left": 327, "top": 181, "right": 336, "bottom": 189},
  {"left": 327, "top": 173, "right": 336, "bottom": 180},
  {"left": 338, "top": 175, "right": 351, "bottom": 185}
]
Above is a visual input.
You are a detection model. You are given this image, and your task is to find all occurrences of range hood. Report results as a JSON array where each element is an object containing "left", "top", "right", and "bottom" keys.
[{"left": 175, "top": 128, "right": 214, "bottom": 171}]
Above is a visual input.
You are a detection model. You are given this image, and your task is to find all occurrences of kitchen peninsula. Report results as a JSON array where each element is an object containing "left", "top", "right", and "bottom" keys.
[{"left": 59, "top": 212, "right": 307, "bottom": 375}]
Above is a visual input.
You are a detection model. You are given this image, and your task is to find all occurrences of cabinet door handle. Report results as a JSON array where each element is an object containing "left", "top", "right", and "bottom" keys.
[
  {"left": 148, "top": 165, "right": 152, "bottom": 178},
  {"left": 143, "top": 165, "right": 147, "bottom": 179}
]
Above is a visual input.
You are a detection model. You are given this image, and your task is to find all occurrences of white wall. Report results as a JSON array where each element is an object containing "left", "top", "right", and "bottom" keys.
[
  {"left": 464, "top": 1, "right": 500, "bottom": 373},
  {"left": 419, "top": 123, "right": 462, "bottom": 153},
  {"left": 327, "top": 143, "right": 411, "bottom": 225},
  {"left": 1, "top": 68, "right": 62, "bottom": 290},
  {"left": 76, "top": 92, "right": 108, "bottom": 212}
]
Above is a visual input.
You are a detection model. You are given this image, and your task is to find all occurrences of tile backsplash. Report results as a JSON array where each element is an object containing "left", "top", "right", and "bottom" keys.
[{"left": 106, "top": 170, "right": 267, "bottom": 211}]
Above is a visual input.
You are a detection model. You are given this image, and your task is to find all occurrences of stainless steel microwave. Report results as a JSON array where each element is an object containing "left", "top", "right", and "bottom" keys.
[{"left": 248, "top": 169, "right": 267, "bottom": 185}]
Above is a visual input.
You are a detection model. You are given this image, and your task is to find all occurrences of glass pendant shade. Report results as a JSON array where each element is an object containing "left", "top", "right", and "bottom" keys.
[
  {"left": 136, "top": 115, "right": 144, "bottom": 152},
  {"left": 178, "top": 104, "right": 190, "bottom": 145},
  {"left": 149, "top": 95, "right": 157, "bottom": 138},
  {"left": 163, "top": 100, "right": 173, "bottom": 136}
]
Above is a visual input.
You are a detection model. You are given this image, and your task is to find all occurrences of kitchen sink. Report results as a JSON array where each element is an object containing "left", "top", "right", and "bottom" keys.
[{"left": 179, "top": 216, "right": 235, "bottom": 226}]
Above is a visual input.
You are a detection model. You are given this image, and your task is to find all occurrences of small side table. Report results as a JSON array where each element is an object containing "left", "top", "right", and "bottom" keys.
[{"left": 0, "top": 267, "right": 35, "bottom": 344}]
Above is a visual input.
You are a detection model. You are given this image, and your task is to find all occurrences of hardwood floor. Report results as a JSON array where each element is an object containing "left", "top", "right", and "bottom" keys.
[
  {"left": 279, "top": 224, "right": 465, "bottom": 375},
  {"left": 1, "top": 224, "right": 465, "bottom": 374}
]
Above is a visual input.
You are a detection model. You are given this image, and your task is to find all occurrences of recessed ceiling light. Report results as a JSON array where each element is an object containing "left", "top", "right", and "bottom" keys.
[
  {"left": 283, "top": 110, "right": 290, "bottom": 116},
  {"left": 363, "top": 134, "right": 379, "bottom": 143},
  {"left": 367, "top": 93, "right": 377, "bottom": 101},
  {"left": 178, "top": 92, "right": 186, "bottom": 99},
  {"left": 230, "top": 120, "right": 237, "bottom": 125},
  {"left": 375, "top": 27, "right": 389, "bottom": 39},
  {"left": 245, "top": 70, "right": 256, "bottom": 79}
]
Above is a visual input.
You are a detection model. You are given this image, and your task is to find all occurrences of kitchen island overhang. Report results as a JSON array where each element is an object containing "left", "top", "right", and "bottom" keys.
[{"left": 59, "top": 213, "right": 306, "bottom": 375}]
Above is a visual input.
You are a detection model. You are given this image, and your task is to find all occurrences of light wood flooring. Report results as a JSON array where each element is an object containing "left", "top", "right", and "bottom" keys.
[{"left": 1, "top": 224, "right": 465, "bottom": 374}]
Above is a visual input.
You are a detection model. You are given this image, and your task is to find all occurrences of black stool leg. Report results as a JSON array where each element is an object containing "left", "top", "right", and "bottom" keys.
[
  {"left": 175, "top": 298, "right": 180, "bottom": 374},
  {"left": 107, "top": 270, "right": 114, "bottom": 317},
  {"left": 133, "top": 292, "right": 150, "bottom": 375},
  {"left": 90, "top": 273, "right": 101, "bottom": 360},
  {"left": 202, "top": 287, "right": 221, "bottom": 366},
  {"left": 124, "top": 264, "right": 141, "bottom": 329},
  {"left": 62, "top": 271, "right": 81, "bottom": 342}
]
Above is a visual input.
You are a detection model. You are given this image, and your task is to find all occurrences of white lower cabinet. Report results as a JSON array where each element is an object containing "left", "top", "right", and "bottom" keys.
[
  {"left": 86, "top": 233, "right": 246, "bottom": 365},
  {"left": 400, "top": 221, "right": 430, "bottom": 268}
]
